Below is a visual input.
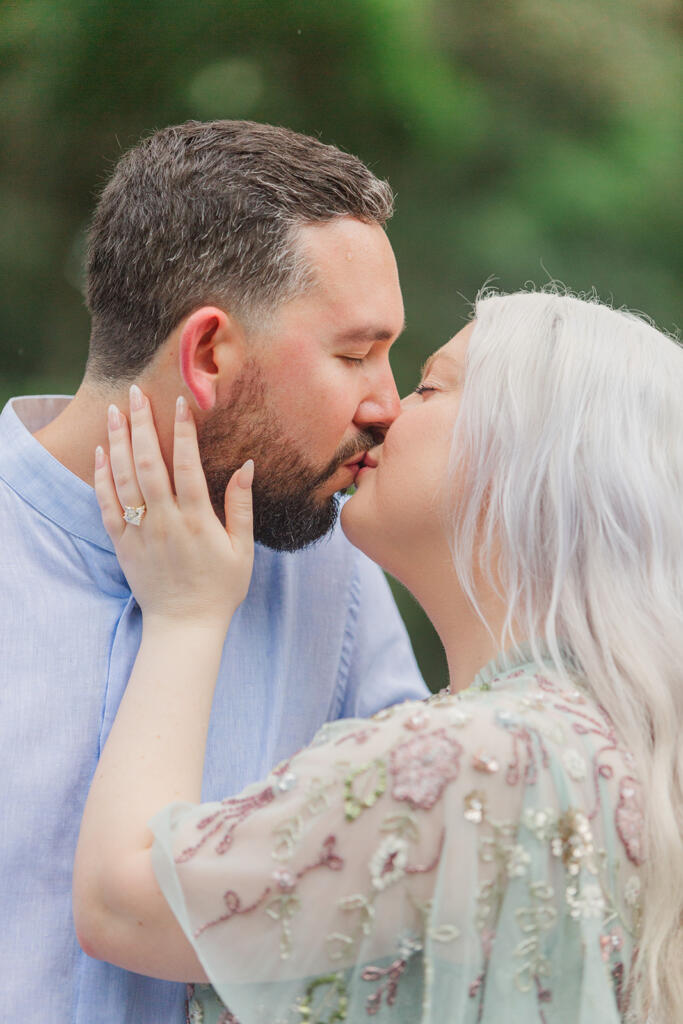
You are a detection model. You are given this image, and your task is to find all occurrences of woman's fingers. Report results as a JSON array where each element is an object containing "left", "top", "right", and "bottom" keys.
[
  {"left": 107, "top": 404, "right": 146, "bottom": 516},
  {"left": 225, "top": 459, "right": 254, "bottom": 549},
  {"left": 128, "top": 385, "right": 173, "bottom": 507},
  {"left": 172, "top": 396, "right": 211, "bottom": 511},
  {"left": 93, "top": 446, "right": 126, "bottom": 543}
]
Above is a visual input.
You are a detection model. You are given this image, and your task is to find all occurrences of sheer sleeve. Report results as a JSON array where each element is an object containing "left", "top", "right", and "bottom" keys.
[{"left": 151, "top": 668, "right": 644, "bottom": 1023}]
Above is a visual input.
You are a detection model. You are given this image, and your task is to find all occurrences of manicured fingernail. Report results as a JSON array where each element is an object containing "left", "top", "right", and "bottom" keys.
[
  {"left": 176, "top": 395, "right": 189, "bottom": 421},
  {"left": 129, "top": 383, "right": 145, "bottom": 412},
  {"left": 237, "top": 458, "right": 254, "bottom": 488},
  {"left": 94, "top": 445, "right": 105, "bottom": 469},
  {"left": 108, "top": 404, "right": 122, "bottom": 430}
]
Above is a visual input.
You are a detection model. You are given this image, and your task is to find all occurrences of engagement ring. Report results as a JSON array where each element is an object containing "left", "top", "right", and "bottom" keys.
[{"left": 122, "top": 504, "right": 146, "bottom": 526}]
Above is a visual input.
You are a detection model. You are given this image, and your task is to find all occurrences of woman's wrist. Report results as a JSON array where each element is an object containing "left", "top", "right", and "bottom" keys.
[{"left": 141, "top": 608, "right": 235, "bottom": 642}]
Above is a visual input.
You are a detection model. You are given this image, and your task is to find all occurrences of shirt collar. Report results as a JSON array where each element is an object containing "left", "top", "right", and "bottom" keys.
[{"left": 0, "top": 396, "right": 115, "bottom": 552}]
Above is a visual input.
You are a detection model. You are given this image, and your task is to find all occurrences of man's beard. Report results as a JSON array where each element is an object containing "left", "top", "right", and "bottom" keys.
[{"left": 196, "top": 360, "right": 376, "bottom": 552}]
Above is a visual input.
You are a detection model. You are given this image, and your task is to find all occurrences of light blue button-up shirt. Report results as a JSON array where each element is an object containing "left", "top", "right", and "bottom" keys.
[{"left": 0, "top": 396, "right": 427, "bottom": 1024}]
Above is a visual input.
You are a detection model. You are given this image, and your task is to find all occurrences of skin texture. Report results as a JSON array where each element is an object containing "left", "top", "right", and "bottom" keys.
[
  {"left": 74, "top": 323, "right": 509, "bottom": 979},
  {"left": 34, "top": 217, "right": 404, "bottom": 553}
]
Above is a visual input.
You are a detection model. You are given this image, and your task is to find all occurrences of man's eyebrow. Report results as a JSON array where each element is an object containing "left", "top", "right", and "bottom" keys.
[{"left": 334, "top": 321, "right": 406, "bottom": 343}]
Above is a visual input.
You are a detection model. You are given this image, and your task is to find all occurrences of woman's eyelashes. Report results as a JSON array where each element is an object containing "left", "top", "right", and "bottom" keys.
[{"left": 414, "top": 382, "right": 437, "bottom": 396}]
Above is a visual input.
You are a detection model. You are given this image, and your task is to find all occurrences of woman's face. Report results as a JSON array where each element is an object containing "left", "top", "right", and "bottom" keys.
[{"left": 341, "top": 322, "right": 474, "bottom": 583}]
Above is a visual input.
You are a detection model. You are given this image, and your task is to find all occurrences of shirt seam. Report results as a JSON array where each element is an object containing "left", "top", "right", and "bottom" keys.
[{"left": 331, "top": 551, "right": 363, "bottom": 719}]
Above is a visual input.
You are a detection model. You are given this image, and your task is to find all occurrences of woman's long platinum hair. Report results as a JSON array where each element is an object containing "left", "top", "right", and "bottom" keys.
[{"left": 449, "top": 290, "right": 683, "bottom": 1021}]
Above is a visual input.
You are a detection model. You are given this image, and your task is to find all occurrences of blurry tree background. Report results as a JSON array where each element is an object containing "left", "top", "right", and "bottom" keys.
[{"left": 1, "top": 0, "right": 680, "bottom": 688}]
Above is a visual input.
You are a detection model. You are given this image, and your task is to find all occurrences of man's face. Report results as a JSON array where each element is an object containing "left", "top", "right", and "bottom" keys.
[{"left": 198, "top": 217, "right": 405, "bottom": 551}]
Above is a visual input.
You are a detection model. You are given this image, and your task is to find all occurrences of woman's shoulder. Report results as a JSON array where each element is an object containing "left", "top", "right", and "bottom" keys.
[
  {"left": 304, "top": 659, "right": 623, "bottom": 773},
  {"left": 298, "top": 659, "right": 644, "bottom": 849}
]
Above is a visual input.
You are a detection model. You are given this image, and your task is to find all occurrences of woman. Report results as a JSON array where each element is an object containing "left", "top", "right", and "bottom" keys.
[{"left": 74, "top": 291, "right": 683, "bottom": 1023}]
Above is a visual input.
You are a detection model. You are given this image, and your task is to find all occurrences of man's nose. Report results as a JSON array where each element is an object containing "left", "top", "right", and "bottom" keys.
[{"left": 354, "top": 371, "right": 402, "bottom": 433}]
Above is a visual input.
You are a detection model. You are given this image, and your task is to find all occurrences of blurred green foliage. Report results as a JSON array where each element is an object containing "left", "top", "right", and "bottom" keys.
[{"left": 1, "top": 0, "right": 680, "bottom": 688}]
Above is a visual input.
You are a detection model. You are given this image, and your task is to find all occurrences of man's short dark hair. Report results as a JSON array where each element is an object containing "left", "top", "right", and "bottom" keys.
[{"left": 85, "top": 120, "right": 394, "bottom": 382}]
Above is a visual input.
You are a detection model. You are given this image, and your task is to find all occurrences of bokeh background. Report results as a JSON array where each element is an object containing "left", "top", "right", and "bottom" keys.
[{"left": 1, "top": 0, "right": 680, "bottom": 688}]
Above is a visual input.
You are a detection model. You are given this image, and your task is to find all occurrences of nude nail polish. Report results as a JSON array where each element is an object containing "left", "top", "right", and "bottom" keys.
[{"left": 129, "top": 383, "right": 145, "bottom": 411}]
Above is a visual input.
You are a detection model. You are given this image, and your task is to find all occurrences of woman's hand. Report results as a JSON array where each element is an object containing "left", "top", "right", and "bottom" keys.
[{"left": 94, "top": 386, "right": 254, "bottom": 630}]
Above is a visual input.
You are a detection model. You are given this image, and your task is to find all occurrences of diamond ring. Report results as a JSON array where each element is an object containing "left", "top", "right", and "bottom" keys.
[{"left": 122, "top": 504, "right": 147, "bottom": 526}]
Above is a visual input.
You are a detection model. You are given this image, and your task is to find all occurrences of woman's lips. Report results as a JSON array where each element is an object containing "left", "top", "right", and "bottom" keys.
[
  {"left": 354, "top": 452, "right": 379, "bottom": 481},
  {"left": 341, "top": 453, "right": 367, "bottom": 480}
]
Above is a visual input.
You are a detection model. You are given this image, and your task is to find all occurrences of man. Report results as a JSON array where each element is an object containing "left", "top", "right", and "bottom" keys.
[{"left": 0, "top": 120, "right": 426, "bottom": 1022}]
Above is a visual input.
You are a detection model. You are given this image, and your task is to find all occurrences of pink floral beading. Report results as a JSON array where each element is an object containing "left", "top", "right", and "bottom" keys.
[{"left": 390, "top": 728, "right": 462, "bottom": 810}]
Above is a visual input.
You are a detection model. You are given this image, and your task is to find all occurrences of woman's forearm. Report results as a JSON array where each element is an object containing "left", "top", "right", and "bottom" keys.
[
  {"left": 73, "top": 616, "right": 227, "bottom": 974},
  {"left": 83, "top": 617, "right": 226, "bottom": 848}
]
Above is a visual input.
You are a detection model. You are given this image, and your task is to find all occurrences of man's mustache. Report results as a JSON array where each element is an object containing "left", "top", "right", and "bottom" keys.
[{"left": 312, "top": 430, "right": 380, "bottom": 487}]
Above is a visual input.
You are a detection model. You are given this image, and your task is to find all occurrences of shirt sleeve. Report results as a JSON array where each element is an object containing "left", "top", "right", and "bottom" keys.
[
  {"left": 150, "top": 678, "right": 642, "bottom": 1023},
  {"left": 337, "top": 548, "right": 429, "bottom": 719}
]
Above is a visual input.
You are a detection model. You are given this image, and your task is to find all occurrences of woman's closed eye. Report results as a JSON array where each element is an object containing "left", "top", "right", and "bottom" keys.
[{"left": 414, "top": 382, "right": 437, "bottom": 396}]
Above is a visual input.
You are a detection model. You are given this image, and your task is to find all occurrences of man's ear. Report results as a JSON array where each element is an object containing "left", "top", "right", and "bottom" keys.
[{"left": 178, "top": 307, "right": 245, "bottom": 411}]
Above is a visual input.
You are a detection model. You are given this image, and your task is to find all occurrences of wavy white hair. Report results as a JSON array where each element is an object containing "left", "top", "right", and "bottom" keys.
[{"left": 448, "top": 289, "right": 683, "bottom": 1021}]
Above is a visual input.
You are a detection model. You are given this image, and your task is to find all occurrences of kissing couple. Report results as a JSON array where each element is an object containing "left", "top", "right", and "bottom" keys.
[{"left": 3, "top": 121, "right": 682, "bottom": 1024}]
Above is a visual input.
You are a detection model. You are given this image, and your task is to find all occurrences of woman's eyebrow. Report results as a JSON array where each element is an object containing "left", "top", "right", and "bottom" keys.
[{"left": 419, "top": 351, "right": 460, "bottom": 378}]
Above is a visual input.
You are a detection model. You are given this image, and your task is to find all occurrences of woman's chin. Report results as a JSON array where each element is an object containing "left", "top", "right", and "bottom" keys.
[
  {"left": 340, "top": 493, "right": 375, "bottom": 559},
  {"left": 341, "top": 496, "right": 420, "bottom": 596}
]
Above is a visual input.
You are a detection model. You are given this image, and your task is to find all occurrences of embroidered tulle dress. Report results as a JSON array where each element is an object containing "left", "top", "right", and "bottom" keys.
[{"left": 150, "top": 653, "right": 645, "bottom": 1023}]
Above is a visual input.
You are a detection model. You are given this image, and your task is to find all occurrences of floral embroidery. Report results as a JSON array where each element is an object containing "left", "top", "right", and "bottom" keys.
[
  {"left": 562, "top": 746, "right": 587, "bottom": 780},
  {"left": 369, "top": 834, "right": 408, "bottom": 890},
  {"left": 187, "top": 993, "right": 203, "bottom": 1023},
  {"left": 361, "top": 934, "right": 422, "bottom": 1015},
  {"left": 513, "top": 881, "right": 556, "bottom": 993},
  {"left": 624, "top": 874, "right": 641, "bottom": 907},
  {"left": 297, "top": 973, "right": 348, "bottom": 1022},
  {"left": 334, "top": 726, "right": 380, "bottom": 746},
  {"left": 272, "top": 815, "right": 303, "bottom": 860},
  {"left": 186, "top": 986, "right": 240, "bottom": 1024},
  {"left": 164, "top": 660, "right": 645, "bottom": 1024},
  {"left": 175, "top": 786, "right": 276, "bottom": 862},
  {"left": 505, "top": 843, "right": 531, "bottom": 878},
  {"left": 343, "top": 759, "right": 387, "bottom": 821},
  {"left": 522, "top": 807, "right": 557, "bottom": 842},
  {"left": 615, "top": 776, "right": 645, "bottom": 865},
  {"left": 266, "top": 891, "right": 301, "bottom": 959},
  {"left": 390, "top": 728, "right": 462, "bottom": 809},
  {"left": 566, "top": 882, "right": 606, "bottom": 919},
  {"left": 194, "top": 885, "right": 272, "bottom": 939}
]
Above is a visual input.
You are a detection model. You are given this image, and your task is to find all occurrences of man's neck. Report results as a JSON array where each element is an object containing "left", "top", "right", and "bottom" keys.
[{"left": 33, "top": 384, "right": 128, "bottom": 485}]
